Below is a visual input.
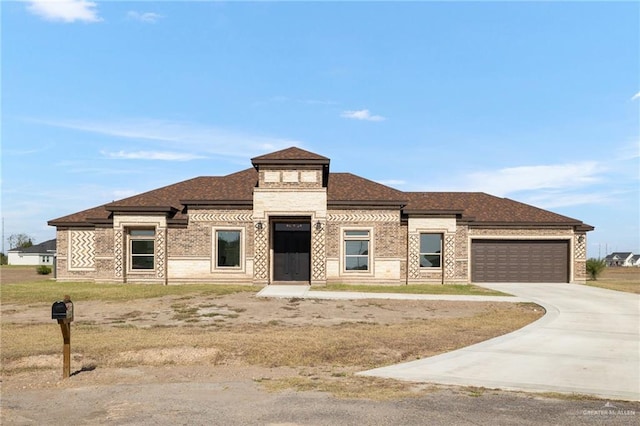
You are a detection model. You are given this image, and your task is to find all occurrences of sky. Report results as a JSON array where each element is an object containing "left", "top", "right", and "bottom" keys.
[{"left": 1, "top": 0, "right": 639, "bottom": 259}]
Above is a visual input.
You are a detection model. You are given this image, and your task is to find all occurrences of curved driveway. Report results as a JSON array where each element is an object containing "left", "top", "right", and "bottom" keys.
[{"left": 359, "top": 283, "right": 640, "bottom": 401}]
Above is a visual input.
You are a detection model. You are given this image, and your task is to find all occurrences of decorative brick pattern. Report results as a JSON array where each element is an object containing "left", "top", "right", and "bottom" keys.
[
  {"left": 470, "top": 228, "right": 573, "bottom": 237},
  {"left": 253, "top": 225, "right": 268, "bottom": 280},
  {"left": 191, "top": 213, "right": 252, "bottom": 222},
  {"left": 575, "top": 235, "right": 586, "bottom": 260},
  {"left": 114, "top": 230, "right": 123, "bottom": 278},
  {"left": 408, "top": 234, "right": 420, "bottom": 279},
  {"left": 156, "top": 228, "right": 166, "bottom": 279},
  {"left": 328, "top": 212, "right": 398, "bottom": 222},
  {"left": 312, "top": 223, "right": 326, "bottom": 281},
  {"left": 454, "top": 225, "right": 469, "bottom": 281},
  {"left": 444, "top": 234, "right": 456, "bottom": 279},
  {"left": 69, "top": 230, "right": 95, "bottom": 269}
]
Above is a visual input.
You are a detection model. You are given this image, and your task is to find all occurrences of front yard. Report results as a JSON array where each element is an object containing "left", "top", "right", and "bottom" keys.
[{"left": 1, "top": 266, "right": 542, "bottom": 399}]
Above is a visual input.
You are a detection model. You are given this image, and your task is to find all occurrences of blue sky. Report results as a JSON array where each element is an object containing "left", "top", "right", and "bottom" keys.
[{"left": 2, "top": 0, "right": 639, "bottom": 258}]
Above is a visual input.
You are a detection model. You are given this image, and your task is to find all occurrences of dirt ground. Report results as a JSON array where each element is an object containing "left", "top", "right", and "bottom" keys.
[{"left": 2, "top": 267, "right": 639, "bottom": 425}]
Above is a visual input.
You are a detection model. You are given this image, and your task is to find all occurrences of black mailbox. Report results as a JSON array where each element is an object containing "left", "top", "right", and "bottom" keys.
[
  {"left": 52, "top": 299, "right": 73, "bottom": 321},
  {"left": 52, "top": 301, "right": 67, "bottom": 319}
]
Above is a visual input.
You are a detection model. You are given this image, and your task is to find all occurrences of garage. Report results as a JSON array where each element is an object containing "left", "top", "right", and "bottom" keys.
[{"left": 471, "top": 240, "right": 569, "bottom": 283}]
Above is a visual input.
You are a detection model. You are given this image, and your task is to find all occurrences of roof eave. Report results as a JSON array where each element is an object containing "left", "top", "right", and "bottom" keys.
[
  {"left": 403, "top": 209, "right": 465, "bottom": 217},
  {"left": 469, "top": 221, "right": 593, "bottom": 229},
  {"left": 181, "top": 199, "right": 253, "bottom": 208},
  {"left": 105, "top": 206, "right": 178, "bottom": 214},
  {"left": 328, "top": 200, "right": 406, "bottom": 209},
  {"left": 48, "top": 220, "right": 94, "bottom": 227}
]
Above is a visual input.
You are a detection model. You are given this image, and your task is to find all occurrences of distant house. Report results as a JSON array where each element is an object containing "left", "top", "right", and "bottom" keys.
[
  {"left": 7, "top": 239, "right": 56, "bottom": 266},
  {"left": 604, "top": 252, "right": 634, "bottom": 267},
  {"left": 630, "top": 255, "right": 640, "bottom": 267}
]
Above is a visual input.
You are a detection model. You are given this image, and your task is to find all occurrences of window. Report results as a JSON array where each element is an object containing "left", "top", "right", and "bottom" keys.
[
  {"left": 217, "top": 230, "right": 241, "bottom": 268},
  {"left": 420, "top": 233, "right": 442, "bottom": 268},
  {"left": 130, "top": 229, "right": 155, "bottom": 270},
  {"left": 344, "top": 230, "right": 370, "bottom": 271}
]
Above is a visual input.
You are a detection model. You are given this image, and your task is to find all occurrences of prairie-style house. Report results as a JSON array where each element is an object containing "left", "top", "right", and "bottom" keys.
[{"left": 49, "top": 147, "right": 593, "bottom": 285}]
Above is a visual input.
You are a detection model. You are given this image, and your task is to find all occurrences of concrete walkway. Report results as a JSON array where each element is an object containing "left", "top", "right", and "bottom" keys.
[
  {"left": 257, "top": 283, "right": 640, "bottom": 401},
  {"left": 360, "top": 283, "right": 640, "bottom": 401},
  {"left": 256, "top": 285, "right": 528, "bottom": 303}
]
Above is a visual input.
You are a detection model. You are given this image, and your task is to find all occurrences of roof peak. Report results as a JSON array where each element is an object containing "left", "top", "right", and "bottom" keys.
[{"left": 251, "top": 146, "right": 330, "bottom": 166}]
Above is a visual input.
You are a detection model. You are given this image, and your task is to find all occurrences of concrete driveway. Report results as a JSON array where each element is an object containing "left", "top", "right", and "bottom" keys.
[{"left": 360, "top": 283, "right": 640, "bottom": 401}]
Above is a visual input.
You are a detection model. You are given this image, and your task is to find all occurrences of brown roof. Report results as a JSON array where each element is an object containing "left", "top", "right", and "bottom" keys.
[
  {"left": 48, "top": 205, "right": 112, "bottom": 227},
  {"left": 252, "top": 147, "right": 330, "bottom": 166},
  {"left": 327, "top": 173, "right": 406, "bottom": 206},
  {"left": 404, "top": 192, "right": 591, "bottom": 226},
  {"left": 48, "top": 148, "right": 593, "bottom": 230}
]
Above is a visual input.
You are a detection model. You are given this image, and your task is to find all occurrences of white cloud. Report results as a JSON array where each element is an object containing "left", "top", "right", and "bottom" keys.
[
  {"left": 463, "top": 162, "right": 604, "bottom": 197},
  {"left": 341, "top": 109, "right": 386, "bottom": 122},
  {"left": 632, "top": 91, "right": 640, "bottom": 101},
  {"left": 26, "top": 0, "right": 102, "bottom": 23},
  {"left": 30, "top": 117, "right": 302, "bottom": 158},
  {"left": 126, "top": 11, "right": 163, "bottom": 23},
  {"left": 522, "top": 191, "right": 614, "bottom": 209},
  {"left": 102, "top": 150, "right": 206, "bottom": 161},
  {"left": 418, "top": 161, "right": 611, "bottom": 209}
]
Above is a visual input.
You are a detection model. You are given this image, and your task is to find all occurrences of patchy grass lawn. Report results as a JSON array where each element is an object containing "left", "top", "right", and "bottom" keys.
[
  {"left": 1, "top": 266, "right": 542, "bottom": 400},
  {"left": 585, "top": 267, "right": 639, "bottom": 294},
  {"left": 318, "top": 283, "right": 510, "bottom": 296},
  {"left": 0, "top": 280, "right": 257, "bottom": 304},
  {"left": 2, "top": 302, "right": 541, "bottom": 383}
]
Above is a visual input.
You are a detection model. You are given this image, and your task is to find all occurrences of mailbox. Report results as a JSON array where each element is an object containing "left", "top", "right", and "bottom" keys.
[{"left": 51, "top": 298, "right": 73, "bottom": 322}]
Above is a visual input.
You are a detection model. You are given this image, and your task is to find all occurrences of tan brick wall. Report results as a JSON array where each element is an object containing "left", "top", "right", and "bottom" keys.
[
  {"left": 53, "top": 208, "right": 587, "bottom": 285},
  {"left": 166, "top": 209, "right": 254, "bottom": 284},
  {"left": 253, "top": 189, "right": 327, "bottom": 219},
  {"left": 326, "top": 209, "right": 404, "bottom": 284},
  {"left": 258, "top": 168, "right": 324, "bottom": 190},
  {"left": 168, "top": 223, "right": 212, "bottom": 257},
  {"left": 406, "top": 218, "right": 457, "bottom": 284},
  {"left": 95, "top": 228, "right": 115, "bottom": 281}
]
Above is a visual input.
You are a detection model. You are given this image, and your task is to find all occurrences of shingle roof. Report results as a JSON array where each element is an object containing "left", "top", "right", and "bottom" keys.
[
  {"left": 252, "top": 147, "right": 330, "bottom": 164},
  {"left": 404, "top": 192, "right": 589, "bottom": 226},
  {"left": 9, "top": 239, "right": 56, "bottom": 253},
  {"left": 604, "top": 252, "right": 633, "bottom": 261},
  {"left": 48, "top": 148, "right": 593, "bottom": 230},
  {"left": 327, "top": 173, "right": 406, "bottom": 205}
]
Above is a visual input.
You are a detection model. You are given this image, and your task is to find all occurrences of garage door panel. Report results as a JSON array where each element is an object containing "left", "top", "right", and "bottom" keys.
[{"left": 472, "top": 240, "right": 569, "bottom": 283}]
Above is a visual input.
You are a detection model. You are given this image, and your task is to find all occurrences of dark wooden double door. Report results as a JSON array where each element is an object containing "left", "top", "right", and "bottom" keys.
[{"left": 273, "top": 222, "right": 311, "bottom": 282}]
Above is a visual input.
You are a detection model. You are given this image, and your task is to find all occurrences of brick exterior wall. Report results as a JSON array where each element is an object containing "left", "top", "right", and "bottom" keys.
[
  {"left": 167, "top": 209, "right": 254, "bottom": 284},
  {"left": 54, "top": 219, "right": 586, "bottom": 285},
  {"left": 325, "top": 210, "right": 404, "bottom": 284},
  {"left": 258, "top": 168, "right": 323, "bottom": 190},
  {"left": 52, "top": 164, "right": 587, "bottom": 287}
]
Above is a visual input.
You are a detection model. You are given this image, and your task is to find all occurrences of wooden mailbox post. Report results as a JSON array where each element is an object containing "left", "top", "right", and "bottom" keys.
[{"left": 51, "top": 295, "right": 73, "bottom": 379}]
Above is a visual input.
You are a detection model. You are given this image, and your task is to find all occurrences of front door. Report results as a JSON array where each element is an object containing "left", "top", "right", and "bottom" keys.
[{"left": 273, "top": 222, "right": 311, "bottom": 282}]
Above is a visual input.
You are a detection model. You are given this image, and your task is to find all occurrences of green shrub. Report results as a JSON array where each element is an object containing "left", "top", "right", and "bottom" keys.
[
  {"left": 36, "top": 265, "right": 52, "bottom": 275},
  {"left": 586, "top": 258, "right": 606, "bottom": 281}
]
